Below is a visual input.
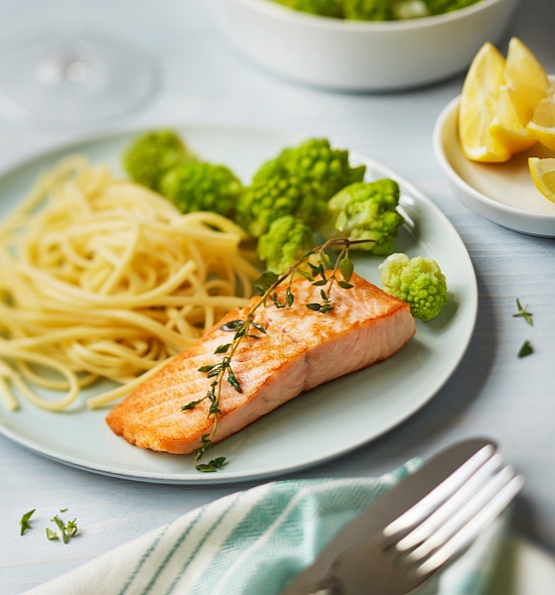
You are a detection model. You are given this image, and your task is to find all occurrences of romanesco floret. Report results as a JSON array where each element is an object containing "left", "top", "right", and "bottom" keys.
[
  {"left": 378, "top": 253, "right": 448, "bottom": 321},
  {"left": 271, "top": 0, "right": 344, "bottom": 18},
  {"left": 344, "top": 0, "right": 394, "bottom": 21},
  {"left": 257, "top": 216, "right": 316, "bottom": 274},
  {"left": 321, "top": 179, "right": 404, "bottom": 255},
  {"left": 235, "top": 138, "right": 365, "bottom": 238},
  {"left": 123, "top": 130, "right": 197, "bottom": 191},
  {"left": 277, "top": 138, "right": 366, "bottom": 202},
  {"left": 160, "top": 162, "right": 243, "bottom": 217}
]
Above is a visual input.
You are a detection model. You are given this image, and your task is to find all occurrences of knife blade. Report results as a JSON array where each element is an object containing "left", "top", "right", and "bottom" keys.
[{"left": 280, "top": 437, "right": 497, "bottom": 595}]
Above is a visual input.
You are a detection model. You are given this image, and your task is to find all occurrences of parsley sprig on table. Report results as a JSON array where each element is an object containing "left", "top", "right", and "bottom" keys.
[{"left": 182, "top": 237, "right": 372, "bottom": 472}]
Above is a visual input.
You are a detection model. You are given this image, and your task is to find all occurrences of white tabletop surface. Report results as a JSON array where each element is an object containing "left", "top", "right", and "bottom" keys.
[{"left": 0, "top": 0, "right": 554, "bottom": 593}]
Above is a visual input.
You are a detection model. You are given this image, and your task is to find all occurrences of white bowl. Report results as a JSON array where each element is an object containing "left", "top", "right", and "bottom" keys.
[
  {"left": 433, "top": 95, "right": 555, "bottom": 237},
  {"left": 212, "top": 0, "right": 520, "bottom": 91}
]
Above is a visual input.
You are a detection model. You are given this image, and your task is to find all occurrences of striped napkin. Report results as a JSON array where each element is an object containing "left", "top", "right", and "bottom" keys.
[{"left": 24, "top": 462, "right": 505, "bottom": 595}]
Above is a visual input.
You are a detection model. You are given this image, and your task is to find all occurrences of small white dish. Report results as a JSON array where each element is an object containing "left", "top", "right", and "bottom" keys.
[
  {"left": 212, "top": 0, "right": 519, "bottom": 91},
  {"left": 434, "top": 95, "right": 555, "bottom": 238}
]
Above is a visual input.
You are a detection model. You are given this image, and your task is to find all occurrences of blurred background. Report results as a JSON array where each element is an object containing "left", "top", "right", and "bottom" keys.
[{"left": 0, "top": 0, "right": 552, "bottom": 181}]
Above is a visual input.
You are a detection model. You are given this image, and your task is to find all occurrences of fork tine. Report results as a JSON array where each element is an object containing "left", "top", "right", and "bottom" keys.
[
  {"left": 396, "top": 453, "right": 504, "bottom": 551},
  {"left": 383, "top": 444, "right": 496, "bottom": 538},
  {"left": 406, "top": 464, "right": 517, "bottom": 563},
  {"left": 415, "top": 474, "right": 524, "bottom": 577}
]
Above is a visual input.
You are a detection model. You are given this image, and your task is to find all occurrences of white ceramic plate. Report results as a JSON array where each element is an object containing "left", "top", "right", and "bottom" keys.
[
  {"left": 0, "top": 125, "right": 477, "bottom": 484},
  {"left": 434, "top": 92, "right": 555, "bottom": 237}
]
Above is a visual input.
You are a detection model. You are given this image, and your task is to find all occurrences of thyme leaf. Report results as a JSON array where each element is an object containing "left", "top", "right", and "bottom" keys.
[
  {"left": 285, "top": 287, "right": 294, "bottom": 307},
  {"left": 338, "top": 281, "right": 354, "bottom": 290},
  {"left": 513, "top": 299, "right": 533, "bottom": 326},
  {"left": 19, "top": 509, "right": 36, "bottom": 536},
  {"left": 339, "top": 255, "right": 354, "bottom": 283},
  {"left": 306, "top": 303, "right": 322, "bottom": 311},
  {"left": 181, "top": 397, "right": 206, "bottom": 411},
  {"left": 518, "top": 340, "right": 534, "bottom": 358},
  {"left": 214, "top": 343, "right": 232, "bottom": 354},
  {"left": 50, "top": 515, "right": 78, "bottom": 544}
]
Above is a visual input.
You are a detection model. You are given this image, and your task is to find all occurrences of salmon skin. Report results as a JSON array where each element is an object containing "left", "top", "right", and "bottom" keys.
[{"left": 106, "top": 273, "right": 416, "bottom": 454}]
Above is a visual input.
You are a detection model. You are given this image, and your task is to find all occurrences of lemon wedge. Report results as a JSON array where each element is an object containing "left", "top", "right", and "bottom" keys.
[
  {"left": 503, "top": 38, "right": 551, "bottom": 125},
  {"left": 489, "top": 86, "right": 537, "bottom": 155},
  {"left": 459, "top": 42, "right": 511, "bottom": 162},
  {"left": 529, "top": 157, "right": 555, "bottom": 203},
  {"left": 488, "top": 38, "right": 550, "bottom": 156},
  {"left": 527, "top": 92, "right": 555, "bottom": 151}
]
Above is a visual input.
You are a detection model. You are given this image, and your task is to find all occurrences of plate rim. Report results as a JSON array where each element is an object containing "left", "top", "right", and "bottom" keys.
[{"left": 0, "top": 123, "right": 478, "bottom": 484}]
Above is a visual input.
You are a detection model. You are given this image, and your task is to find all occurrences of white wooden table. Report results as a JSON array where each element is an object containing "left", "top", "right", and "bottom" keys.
[{"left": 0, "top": 1, "right": 554, "bottom": 592}]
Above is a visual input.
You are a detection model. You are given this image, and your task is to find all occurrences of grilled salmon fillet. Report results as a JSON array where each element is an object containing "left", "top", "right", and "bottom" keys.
[{"left": 106, "top": 273, "right": 415, "bottom": 454}]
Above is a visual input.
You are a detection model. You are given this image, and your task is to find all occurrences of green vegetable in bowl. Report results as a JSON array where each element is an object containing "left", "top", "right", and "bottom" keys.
[
  {"left": 378, "top": 253, "right": 448, "bottom": 321},
  {"left": 272, "top": 0, "right": 344, "bottom": 17},
  {"left": 160, "top": 162, "right": 243, "bottom": 217},
  {"left": 123, "top": 130, "right": 197, "bottom": 191},
  {"left": 344, "top": 0, "right": 393, "bottom": 20},
  {"left": 235, "top": 138, "right": 365, "bottom": 238},
  {"left": 269, "top": 0, "right": 482, "bottom": 19},
  {"left": 257, "top": 215, "right": 316, "bottom": 273},
  {"left": 425, "top": 0, "right": 480, "bottom": 15},
  {"left": 321, "top": 178, "right": 404, "bottom": 255}
]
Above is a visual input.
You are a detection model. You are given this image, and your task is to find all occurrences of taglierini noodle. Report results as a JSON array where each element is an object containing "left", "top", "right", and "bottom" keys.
[{"left": 0, "top": 156, "right": 258, "bottom": 412}]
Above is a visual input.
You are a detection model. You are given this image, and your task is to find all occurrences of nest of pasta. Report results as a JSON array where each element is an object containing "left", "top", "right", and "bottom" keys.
[{"left": 0, "top": 157, "right": 258, "bottom": 411}]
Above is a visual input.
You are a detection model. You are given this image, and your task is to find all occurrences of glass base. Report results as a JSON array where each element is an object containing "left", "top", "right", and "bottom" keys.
[{"left": 0, "top": 34, "right": 157, "bottom": 127}]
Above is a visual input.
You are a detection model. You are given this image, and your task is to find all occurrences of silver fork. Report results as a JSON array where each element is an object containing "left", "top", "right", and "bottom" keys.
[{"left": 287, "top": 444, "right": 523, "bottom": 595}]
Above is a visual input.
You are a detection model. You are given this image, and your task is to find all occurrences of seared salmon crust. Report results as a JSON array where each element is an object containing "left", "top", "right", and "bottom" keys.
[{"left": 106, "top": 273, "right": 415, "bottom": 454}]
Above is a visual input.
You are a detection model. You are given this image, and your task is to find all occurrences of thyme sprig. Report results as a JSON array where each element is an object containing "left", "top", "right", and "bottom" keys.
[{"left": 183, "top": 237, "right": 372, "bottom": 472}]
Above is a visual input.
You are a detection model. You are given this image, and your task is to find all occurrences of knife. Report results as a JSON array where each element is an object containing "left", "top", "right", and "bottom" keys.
[{"left": 280, "top": 438, "right": 497, "bottom": 595}]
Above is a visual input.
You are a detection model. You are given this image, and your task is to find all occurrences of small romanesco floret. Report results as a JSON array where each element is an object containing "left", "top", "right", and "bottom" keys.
[
  {"left": 160, "top": 162, "right": 243, "bottom": 217},
  {"left": 123, "top": 130, "right": 197, "bottom": 191},
  {"left": 378, "top": 253, "right": 448, "bottom": 321},
  {"left": 271, "top": 0, "right": 344, "bottom": 18},
  {"left": 235, "top": 138, "right": 365, "bottom": 238},
  {"left": 321, "top": 178, "right": 404, "bottom": 255},
  {"left": 257, "top": 216, "right": 316, "bottom": 274}
]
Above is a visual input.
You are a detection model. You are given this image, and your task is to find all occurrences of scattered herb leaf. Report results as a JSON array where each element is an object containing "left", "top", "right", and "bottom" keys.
[
  {"left": 50, "top": 515, "right": 78, "bottom": 544},
  {"left": 19, "top": 509, "right": 36, "bottom": 536},
  {"left": 513, "top": 299, "right": 533, "bottom": 327},
  {"left": 59, "top": 508, "right": 68, "bottom": 513},
  {"left": 518, "top": 340, "right": 534, "bottom": 358},
  {"left": 46, "top": 528, "right": 58, "bottom": 541}
]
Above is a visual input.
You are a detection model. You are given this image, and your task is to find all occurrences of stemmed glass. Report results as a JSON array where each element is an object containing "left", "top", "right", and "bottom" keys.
[{"left": 0, "top": 24, "right": 157, "bottom": 128}]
